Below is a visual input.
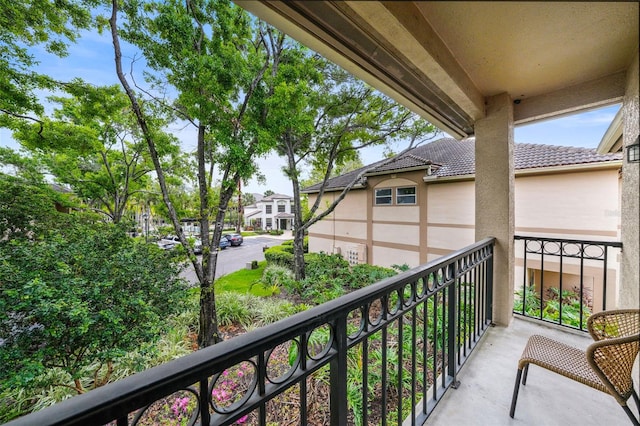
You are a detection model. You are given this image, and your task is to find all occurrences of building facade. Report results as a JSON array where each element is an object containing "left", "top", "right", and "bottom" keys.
[
  {"left": 305, "top": 138, "right": 623, "bottom": 311},
  {"left": 244, "top": 193, "right": 294, "bottom": 231}
]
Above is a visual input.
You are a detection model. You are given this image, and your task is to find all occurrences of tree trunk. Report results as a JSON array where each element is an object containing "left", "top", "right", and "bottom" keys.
[
  {"left": 286, "top": 137, "right": 306, "bottom": 280},
  {"left": 198, "top": 280, "right": 221, "bottom": 346}
]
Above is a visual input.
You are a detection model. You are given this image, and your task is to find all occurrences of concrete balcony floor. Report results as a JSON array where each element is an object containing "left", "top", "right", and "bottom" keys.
[{"left": 427, "top": 317, "right": 638, "bottom": 425}]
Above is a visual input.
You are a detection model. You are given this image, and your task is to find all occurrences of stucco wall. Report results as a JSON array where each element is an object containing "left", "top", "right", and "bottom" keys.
[
  {"left": 426, "top": 180, "right": 475, "bottom": 254},
  {"left": 372, "top": 245, "right": 420, "bottom": 269},
  {"left": 515, "top": 169, "right": 620, "bottom": 239},
  {"left": 307, "top": 190, "right": 368, "bottom": 254},
  {"left": 620, "top": 52, "right": 640, "bottom": 309}
]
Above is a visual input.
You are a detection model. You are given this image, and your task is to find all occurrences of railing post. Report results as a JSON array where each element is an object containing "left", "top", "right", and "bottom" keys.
[
  {"left": 200, "top": 378, "right": 210, "bottom": 425},
  {"left": 447, "top": 263, "right": 459, "bottom": 387},
  {"left": 486, "top": 244, "right": 494, "bottom": 323},
  {"left": 330, "top": 316, "right": 348, "bottom": 426}
]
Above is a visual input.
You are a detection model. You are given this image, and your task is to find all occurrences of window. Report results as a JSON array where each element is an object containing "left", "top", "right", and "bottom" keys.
[
  {"left": 266, "top": 218, "right": 272, "bottom": 228},
  {"left": 375, "top": 188, "right": 392, "bottom": 205},
  {"left": 396, "top": 186, "right": 416, "bottom": 204},
  {"left": 278, "top": 204, "right": 286, "bottom": 213},
  {"left": 265, "top": 205, "right": 272, "bottom": 214}
]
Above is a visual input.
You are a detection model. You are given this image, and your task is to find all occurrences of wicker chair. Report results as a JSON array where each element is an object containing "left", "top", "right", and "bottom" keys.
[{"left": 509, "top": 309, "right": 640, "bottom": 425}]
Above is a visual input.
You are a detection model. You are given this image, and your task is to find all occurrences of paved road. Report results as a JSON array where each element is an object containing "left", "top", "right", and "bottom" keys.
[{"left": 180, "top": 236, "right": 288, "bottom": 284}]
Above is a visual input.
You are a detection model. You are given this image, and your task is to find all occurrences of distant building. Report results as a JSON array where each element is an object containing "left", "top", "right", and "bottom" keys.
[{"left": 244, "top": 193, "right": 294, "bottom": 231}]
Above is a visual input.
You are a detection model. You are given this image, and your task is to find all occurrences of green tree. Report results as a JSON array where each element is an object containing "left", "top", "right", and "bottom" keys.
[
  {"left": 108, "top": 0, "right": 284, "bottom": 346},
  {"left": 0, "top": 1, "right": 95, "bottom": 132},
  {"left": 0, "top": 175, "right": 189, "bottom": 393},
  {"left": 266, "top": 57, "right": 439, "bottom": 279},
  {"left": 13, "top": 84, "right": 179, "bottom": 223}
]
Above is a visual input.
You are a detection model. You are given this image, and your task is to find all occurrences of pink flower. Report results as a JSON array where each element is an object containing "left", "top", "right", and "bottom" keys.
[
  {"left": 236, "top": 415, "right": 248, "bottom": 424},
  {"left": 171, "top": 396, "right": 190, "bottom": 416}
]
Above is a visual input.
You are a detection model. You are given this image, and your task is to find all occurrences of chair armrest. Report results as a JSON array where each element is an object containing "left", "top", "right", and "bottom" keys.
[{"left": 587, "top": 333, "right": 640, "bottom": 405}]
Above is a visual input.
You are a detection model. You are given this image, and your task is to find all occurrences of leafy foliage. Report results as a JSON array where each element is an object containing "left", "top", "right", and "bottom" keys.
[
  {"left": 255, "top": 265, "right": 296, "bottom": 296},
  {"left": 513, "top": 285, "right": 592, "bottom": 328},
  {"left": 0, "top": 178, "right": 189, "bottom": 392},
  {"left": 263, "top": 245, "right": 295, "bottom": 269},
  {"left": 0, "top": 0, "right": 95, "bottom": 131},
  {"left": 263, "top": 245, "right": 399, "bottom": 304},
  {"left": 13, "top": 84, "right": 175, "bottom": 223}
]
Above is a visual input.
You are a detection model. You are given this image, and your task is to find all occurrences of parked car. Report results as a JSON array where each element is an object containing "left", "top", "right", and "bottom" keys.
[
  {"left": 219, "top": 237, "right": 230, "bottom": 250},
  {"left": 158, "top": 235, "right": 203, "bottom": 254},
  {"left": 222, "top": 233, "right": 243, "bottom": 246}
]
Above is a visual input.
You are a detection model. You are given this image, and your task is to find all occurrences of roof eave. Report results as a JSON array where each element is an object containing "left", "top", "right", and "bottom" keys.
[
  {"left": 597, "top": 107, "right": 624, "bottom": 154},
  {"left": 301, "top": 182, "right": 368, "bottom": 195},
  {"left": 515, "top": 160, "right": 622, "bottom": 176}
]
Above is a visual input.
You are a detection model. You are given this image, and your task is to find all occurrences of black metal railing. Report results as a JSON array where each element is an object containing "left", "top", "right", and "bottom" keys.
[
  {"left": 7, "top": 238, "right": 495, "bottom": 426},
  {"left": 514, "top": 235, "right": 622, "bottom": 332}
]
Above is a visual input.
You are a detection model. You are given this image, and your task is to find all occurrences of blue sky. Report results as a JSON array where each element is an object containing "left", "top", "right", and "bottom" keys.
[{"left": 0, "top": 27, "right": 620, "bottom": 196}]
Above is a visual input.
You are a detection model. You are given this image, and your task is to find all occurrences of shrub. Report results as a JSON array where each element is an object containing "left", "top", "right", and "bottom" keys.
[
  {"left": 216, "top": 293, "right": 255, "bottom": 327},
  {"left": 299, "top": 253, "right": 397, "bottom": 304},
  {"left": 254, "top": 298, "right": 298, "bottom": 326},
  {"left": 348, "top": 264, "right": 397, "bottom": 290},
  {"left": 253, "top": 265, "right": 296, "bottom": 296},
  {"left": 264, "top": 245, "right": 294, "bottom": 269}
]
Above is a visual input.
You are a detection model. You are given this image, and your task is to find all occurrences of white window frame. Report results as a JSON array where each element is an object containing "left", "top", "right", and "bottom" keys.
[
  {"left": 374, "top": 188, "right": 393, "bottom": 205},
  {"left": 396, "top": 186, "right": 416, "bottom": 205}
]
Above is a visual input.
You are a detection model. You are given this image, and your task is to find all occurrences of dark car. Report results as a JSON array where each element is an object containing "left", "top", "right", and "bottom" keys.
[{"left": 222, "top": 233, "right": 243, "bottom": 246}]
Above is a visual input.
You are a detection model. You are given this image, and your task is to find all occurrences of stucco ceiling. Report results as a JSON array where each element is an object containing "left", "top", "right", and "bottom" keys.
[
  {"left": 416, "top": 2, "right": 637, "bottom": 99},
  {"left": 236, "top": 1, "right": 639, "bottom": 138}
]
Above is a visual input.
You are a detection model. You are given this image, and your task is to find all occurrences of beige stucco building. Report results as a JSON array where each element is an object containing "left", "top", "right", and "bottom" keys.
[{"left": 305, "top": 137, "right": 623, "bottom": 311}]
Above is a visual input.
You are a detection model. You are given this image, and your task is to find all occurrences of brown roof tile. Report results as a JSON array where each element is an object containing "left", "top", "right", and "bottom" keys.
[{"left": 303, "top": 137, "right": 622, "bottom": 192}]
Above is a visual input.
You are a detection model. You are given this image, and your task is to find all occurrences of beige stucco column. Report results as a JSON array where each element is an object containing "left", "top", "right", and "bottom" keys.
[
  {"left": 474, "top": 93, "right": 515, "bottom": 326},
  {"left": 620, "top": 52, "right": 640, "bottom": 309}
]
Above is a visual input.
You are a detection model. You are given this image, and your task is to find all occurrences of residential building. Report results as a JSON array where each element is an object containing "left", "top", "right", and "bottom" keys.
[
  {"left": 244, "top": 193, "right": 294, "bottom": 231},
  {"left": 303, "top": 137, "right": 623, "bottom": 312}
]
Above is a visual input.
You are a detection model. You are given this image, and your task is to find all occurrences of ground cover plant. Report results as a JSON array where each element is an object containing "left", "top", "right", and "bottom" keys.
[{"left": 513, "top": 285, "right": 592, "bottom": 329}]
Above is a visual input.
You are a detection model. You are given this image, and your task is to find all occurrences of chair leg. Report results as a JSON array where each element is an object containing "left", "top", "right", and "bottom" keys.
[
  {"left": 522, "top": 363, "right": 530, "bottom": 385},
  {"left": 510, "top": 368, "right": 524, "bottom": 418},
  {"left": 621, "top": 404, "right": 640, "bottom": 426},
  {"left": 631, "top": 388, "right": 640, "bottom": 413}
]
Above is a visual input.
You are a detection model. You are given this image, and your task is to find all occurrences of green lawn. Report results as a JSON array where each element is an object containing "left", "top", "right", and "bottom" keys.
[{"left": 215, "top": 260, "right": 273, "bottom": 296}]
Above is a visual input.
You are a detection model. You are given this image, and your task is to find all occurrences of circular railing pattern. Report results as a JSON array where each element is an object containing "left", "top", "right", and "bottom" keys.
[
  {"left": 209, "top": 360, "right": 257, "bottom": 414},
  {"left": 306, "top": 324, "right": 333, "bottom": 361},
  {"left": 132, "top": 387, "right": 200, "bottom": 426},
  {"left": 523, "top": 239, "right": 609, "bottom": 260},
  {"left": 368, "top": 298, "right": 384, "bottom": 326},
  {"left": 266, "top": 339, "right": 301, "bottom": 384}
]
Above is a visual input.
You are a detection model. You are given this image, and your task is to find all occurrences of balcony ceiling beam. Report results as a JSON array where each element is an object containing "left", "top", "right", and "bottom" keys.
[
  {"left": 513, "top": 71, "right": 627, "bottom": 125},
  {"left": 235, "top": 0, "right": 482, "bottom": 139}
]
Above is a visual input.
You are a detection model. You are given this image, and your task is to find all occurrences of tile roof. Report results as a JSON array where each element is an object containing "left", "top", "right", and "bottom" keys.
[
  {"left": 303, "top": 137, "right": 622, "bottom": 192},
  {"left": 261, "top": 193, "right": 292, "bottom": 201}
]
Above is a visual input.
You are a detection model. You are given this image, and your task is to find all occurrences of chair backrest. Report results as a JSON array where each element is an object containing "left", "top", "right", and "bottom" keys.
[
  {"left": 586, "top": 309, "right": 640, "bottom": 405},
  {"left": 588, "top": 309, "right": 640, "bottom": 341}
]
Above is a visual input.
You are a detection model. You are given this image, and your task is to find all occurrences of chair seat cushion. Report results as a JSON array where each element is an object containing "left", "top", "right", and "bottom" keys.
[{"left": 519, "top": 334, "right": 608, "bottom": 394}]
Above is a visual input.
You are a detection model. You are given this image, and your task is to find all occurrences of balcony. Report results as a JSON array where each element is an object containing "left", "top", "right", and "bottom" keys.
[
  {"left": 429, "top": 317, "right": 633, "bottom": 425},
  {"left": 6, "top": 237, "right": 637, "bottom": 425}
]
